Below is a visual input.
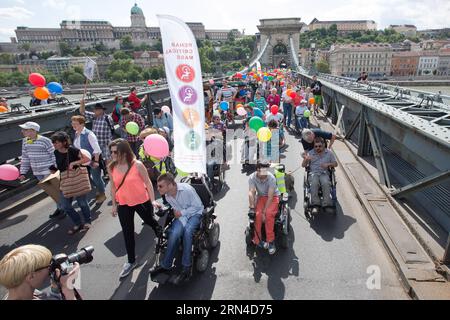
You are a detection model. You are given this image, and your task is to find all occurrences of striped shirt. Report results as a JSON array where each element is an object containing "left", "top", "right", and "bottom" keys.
[
  {"left": 20, "top": 135, "right": 56, "bottom": 176},
  {"left": 216, "top": 86, "right": 236, "bottom": 102},
  {"left": 253, "top": 97, "right": 267, "bottom": 112}
]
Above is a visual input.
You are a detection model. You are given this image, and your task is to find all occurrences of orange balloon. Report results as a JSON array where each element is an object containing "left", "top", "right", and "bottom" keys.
[
  {"left": 34, "top": 87, "right": 50, "bottom": 100},
  {"left": 0, "top": 106, "right": 8, "bottom": 113},
  {"left": 309, "top": 97, "right": 315, "bottom": 105},
  {"left": 236, "top": 104, "right": 243, "bottom": 109},
  {"left": 286, "top": 89, "right": 293, "bottom": 97}
]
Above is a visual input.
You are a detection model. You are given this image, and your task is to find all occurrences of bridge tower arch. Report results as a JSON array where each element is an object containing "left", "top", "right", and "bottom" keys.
[{"left": 257, "top": 18, "right": 302, "bottom": 69}]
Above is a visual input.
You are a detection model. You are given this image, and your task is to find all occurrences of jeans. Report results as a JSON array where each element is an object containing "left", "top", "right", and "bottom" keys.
[
  {"left": 310, "top": 172, "right": 333, "bottom": 207},
  {"left": 296, "top": 117, "right": 309, "bottom": 131},
  {"left": 241, "top": 139, "right": 257, "bottom": 163},
  {"left": 89, "top": 166, "right": 105, "bottom": 194},
  {"left": 117, "top": 201, "right": 160, "bottom": 264},
  {"left": 60, "top": 192, "right": 91, "bottom": 227},
  {"left": 283, "top": 103, "right": 292, "bottom": 127},
  {"left": 161, "top": 214, "right": 202, "bottom": 270}
]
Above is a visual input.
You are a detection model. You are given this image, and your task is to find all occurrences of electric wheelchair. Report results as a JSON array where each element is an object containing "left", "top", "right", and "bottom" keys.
[
  {"left": 303, "top": 165, "right": 337, "bottom": 218},
  {"left": 151, "top": 175, "right": 220, "bottom": 284},
  {"left": 245, "top": 164, "right": 291, "bottom": 250}
]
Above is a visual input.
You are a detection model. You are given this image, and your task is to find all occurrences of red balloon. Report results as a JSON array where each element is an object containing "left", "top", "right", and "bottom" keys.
[
  {"left": 293, "top": 96, "right": 301, "bottom": 106},
  {"left": 28, "top": 73, "right": 46, "bottom": 87},
  {"left": 270, "top": 105, "right": 279, "bottom": 115},
  {"left": 289, "top": 91, "right": 297, "bottom": 99},
  {"left": 147, "top": 80, "right": 154, "bottom": 85},
  {"left": 235, "top": 73, "right": 242, "bottom": 79}
]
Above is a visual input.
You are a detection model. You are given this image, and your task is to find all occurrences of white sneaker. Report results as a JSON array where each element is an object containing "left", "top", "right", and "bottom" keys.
[{"left": 119, "top": 262, "right": 137, "bottom": 278}]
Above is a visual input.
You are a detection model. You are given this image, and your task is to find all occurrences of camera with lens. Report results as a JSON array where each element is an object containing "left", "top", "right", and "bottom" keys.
[{"left": 50, "top": 246, "right": 94, "bottom": 277}]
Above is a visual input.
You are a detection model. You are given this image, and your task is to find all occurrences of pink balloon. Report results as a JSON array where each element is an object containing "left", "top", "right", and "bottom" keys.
[
  {"left": 161, "top": 105, "right": 171, "bottom": 114},
  {"left": 209, "top": 79, "right": 215, "bottom": 85},
  {"left": 144, "top": 134, "right": 169, "bottom": 159},
  {"left": 236, "top": 107, "right": 247, "bottom": 116},
  {"left": 0, "top": 164, "right": 20, "bottom": 181}
]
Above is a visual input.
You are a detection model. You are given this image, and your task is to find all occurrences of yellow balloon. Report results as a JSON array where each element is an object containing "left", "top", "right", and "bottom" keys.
[{"left": 257, "top": 127, "right": 272, "bottom": 142}]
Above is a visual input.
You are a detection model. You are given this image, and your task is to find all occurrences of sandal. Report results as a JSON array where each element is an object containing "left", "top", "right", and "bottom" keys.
[{"left": 68, "top": 225, "right": 81, "bottom": 235}]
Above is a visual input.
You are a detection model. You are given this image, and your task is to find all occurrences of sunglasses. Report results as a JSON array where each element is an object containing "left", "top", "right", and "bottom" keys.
[{"left": 110, "top": 150, "right": 118, "bottom": 154}]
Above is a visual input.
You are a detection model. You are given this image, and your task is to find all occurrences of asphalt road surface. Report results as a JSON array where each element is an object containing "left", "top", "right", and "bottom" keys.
[{"left": 0, "top": 125, "right": 409, "bottom": 300}]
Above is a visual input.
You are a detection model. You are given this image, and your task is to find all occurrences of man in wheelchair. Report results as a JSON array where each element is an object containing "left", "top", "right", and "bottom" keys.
[
  {"left": 248, "top": 162, "right": 280, "bottom": 255},
  {"left": 150, "top": 173, "right": 205, "bottom": 284},
  {"left": 302, "top": 137, "right": 338, "bottom": 214}
]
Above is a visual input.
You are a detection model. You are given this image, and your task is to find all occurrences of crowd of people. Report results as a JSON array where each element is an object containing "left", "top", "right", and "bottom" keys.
[{"left": 0, "top": 70, "right": 341, "bottom": 299}]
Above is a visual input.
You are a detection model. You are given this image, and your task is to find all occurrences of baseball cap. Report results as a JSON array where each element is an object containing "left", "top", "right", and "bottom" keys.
[{"left": 19, "top": 121, "right": 40, "bottom": 132}]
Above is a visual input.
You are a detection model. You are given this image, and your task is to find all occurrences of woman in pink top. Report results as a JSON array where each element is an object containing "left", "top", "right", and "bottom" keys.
[{"left": 108, "top": 138, "right": 162, "bottom": 279}]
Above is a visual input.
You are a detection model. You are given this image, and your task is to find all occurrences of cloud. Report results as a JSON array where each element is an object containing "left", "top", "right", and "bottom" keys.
[
  {"left": 0, "top": 6, "right": 34, "bottom": 20},
  {"left": 0, "top": 28, "right": 15, "bottom": 37},
  {"left": 15, "top": 0, "right": 25, "bottom": 4},
  {"left": 43, "top": 0, "right": 67, "bottom": 9}
]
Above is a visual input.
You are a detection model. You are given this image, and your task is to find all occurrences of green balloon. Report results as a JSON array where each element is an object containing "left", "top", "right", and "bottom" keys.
[
  {"left": 303, "top": 110, "right": 311, "bottom": 118},
  {"left": 268, "top": 76, "right": 274, "bottom": 81},
  {"left": 126, "top": 121, "right": 139, "bottom": 135},
  {"left": 249, "top": 116, "right": 265, "bottom": 132},
  {"left": 248, "top": 102, "right": 255, "bottom": 108}
]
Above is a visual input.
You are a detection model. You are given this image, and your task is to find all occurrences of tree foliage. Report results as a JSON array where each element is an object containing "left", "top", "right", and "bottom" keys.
[{"left": 300, "top": 25, "right": 409, "bottom": 49}]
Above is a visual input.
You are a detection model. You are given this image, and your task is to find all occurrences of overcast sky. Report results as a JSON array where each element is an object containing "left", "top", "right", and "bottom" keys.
[{"left": 0, "top": 0, "right": 449, "bottom": 42}]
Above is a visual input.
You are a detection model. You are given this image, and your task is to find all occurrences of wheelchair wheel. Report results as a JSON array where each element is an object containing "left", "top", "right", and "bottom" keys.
[
  {"left": 208, "top": 223, "right": 220, "bottom": 249},
  {"left": 280, "top": 231, "right": 289, "bottom": 249},
  {"left": 196, "top": 249, "right": 209, "bottom": 272},
  {"left": 245, "top": 226, "right": 253, "bottom": 247}
]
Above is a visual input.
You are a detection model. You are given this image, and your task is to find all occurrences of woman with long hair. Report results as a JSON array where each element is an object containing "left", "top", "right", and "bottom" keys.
[
  {"left": 107, "top": 138, "right": 162, "bottom": 278},
  {"left": 50, "top": 131, "right": 92, "bottom": 235}
]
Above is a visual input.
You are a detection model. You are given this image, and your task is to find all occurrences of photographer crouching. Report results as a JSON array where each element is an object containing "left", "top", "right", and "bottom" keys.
[{"left": 0, "top": 244, "right": 93, "bottom": 300}]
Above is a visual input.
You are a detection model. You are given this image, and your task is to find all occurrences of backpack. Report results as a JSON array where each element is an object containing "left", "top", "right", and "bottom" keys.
[{"left": 111, "top": 105, "right": 120, "bottom": 124}]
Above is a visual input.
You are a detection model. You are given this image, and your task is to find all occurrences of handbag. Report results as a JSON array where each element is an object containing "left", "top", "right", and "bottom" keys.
[{"left": 59, "top": 153, "right": 91, "bottom": 198}]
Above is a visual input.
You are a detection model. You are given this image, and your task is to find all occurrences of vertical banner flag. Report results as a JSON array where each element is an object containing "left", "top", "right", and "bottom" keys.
[
  {"left": 158, "top": 15, "right": 206, "bottom": 174},
  {"left": 256, "top": 60, "right": 262, "bottom": 77}
]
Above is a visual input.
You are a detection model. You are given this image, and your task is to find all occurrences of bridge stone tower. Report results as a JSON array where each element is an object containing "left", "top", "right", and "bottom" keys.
[{"left": 257, "top": 18, "right": 302, "bottom": 69}]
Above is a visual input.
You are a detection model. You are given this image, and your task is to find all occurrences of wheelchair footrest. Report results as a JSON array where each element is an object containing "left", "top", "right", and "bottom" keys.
[{"left": 150, "top": 271, "right": 171, "bottom": 284}]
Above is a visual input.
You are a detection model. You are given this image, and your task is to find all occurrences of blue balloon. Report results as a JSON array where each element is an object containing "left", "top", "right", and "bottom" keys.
[
  {"left": 253, "top": 108, "right": 264, "bottom": 118},
  {"left": 47, "top": 82, "right": 63, "bottom": 94},
  {"left": 239, "top": 89, "right": 247, "bottom": 96},
  {"left": 220, "top": 101, "right": 229, "bottom": 111},
  {"left": 263, "top": 76, "right": 268, "bottom": 81},
  {"left": 242, "top": 74, "right": 247, "bottom": 79}
]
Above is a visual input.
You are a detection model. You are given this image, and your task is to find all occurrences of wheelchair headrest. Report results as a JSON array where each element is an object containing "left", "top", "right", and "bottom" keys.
[{"left": 182, "top": 176, "right": 215, "bottom": 208}]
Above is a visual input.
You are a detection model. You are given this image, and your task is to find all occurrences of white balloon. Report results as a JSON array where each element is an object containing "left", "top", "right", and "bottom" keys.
[{"left": 161, "top": 105, "right": 171, "bottom": 113}]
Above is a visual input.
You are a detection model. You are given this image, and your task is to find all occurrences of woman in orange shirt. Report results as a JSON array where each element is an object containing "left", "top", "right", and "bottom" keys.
[{"left": 108, "top": 138, "right": 162, "bottom": 279}]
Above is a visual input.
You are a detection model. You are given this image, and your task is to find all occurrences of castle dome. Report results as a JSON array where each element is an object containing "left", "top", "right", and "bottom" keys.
[{"left": 131, "top": 3, "right": 143, "bottom": 15}]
